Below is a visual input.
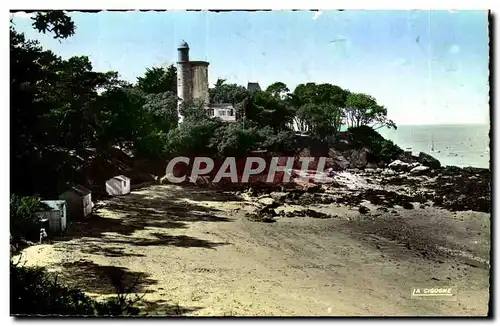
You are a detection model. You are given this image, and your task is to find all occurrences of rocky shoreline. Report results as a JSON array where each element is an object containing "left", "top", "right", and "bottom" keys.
[{"left": 228, "top": 149, "right": 491, "bottom": 223}]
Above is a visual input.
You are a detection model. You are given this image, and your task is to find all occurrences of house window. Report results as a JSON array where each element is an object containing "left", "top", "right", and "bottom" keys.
[
  {"left": 207, "top": 108, "right": 214, "bottom": 117},
  {"left": 230, "top": 109, "right": 234, "bottom": 116},
  {"left": 220, "top": 110, "right": 226, "bottom": 116}
]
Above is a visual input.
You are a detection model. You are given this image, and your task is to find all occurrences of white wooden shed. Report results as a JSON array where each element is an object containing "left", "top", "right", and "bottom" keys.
[
  {"left": 105, "top": 175, "right": 131, "bottom": 196},
  {"left": 59, "top": 185, "right": 93, "bottom": 220},
  {"left": 40, "top": 200, "right": 67, "bottom": 233}
]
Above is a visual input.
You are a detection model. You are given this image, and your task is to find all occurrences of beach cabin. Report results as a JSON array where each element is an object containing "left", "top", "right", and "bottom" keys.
[
  {"left": 59, "top": 185, "right": 93, "bottom": 219},
  {"left": 105, "top": 175, "right": 131, "bottom": 196},
  {"left": 40, "top": 200, "right": 67, "bottom": 233}
]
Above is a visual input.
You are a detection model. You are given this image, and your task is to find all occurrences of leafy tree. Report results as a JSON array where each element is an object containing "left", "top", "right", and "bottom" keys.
[
  {"left": 136, "top": 65, "right": 177, "bottom": 94},
  {"left": 258, "top": 128, "right": 296, "bottom": 154},
  {"left": 96, "top": 87, "right": 147, "bottom": 150},
  {"left": 290, "top": 83, "right": 347, "bottom": 136},
  {"left": 244, "top": 90, "right": 293, "bottom": 131},
  {"left": 165, "top": 117, "right": 223, "bottom": 156},
  {"left": 209, "top": 79, "right": 249, "bottom": 105},
  {"left": 344, "top": 92, "right": 396, "bottom": 130},
  {"left": 179, "top": 98, "right": 210, "bottom": 121},
  {"left": 142, "top": 91, "right": 179, "bottom": 131},
  {"left": 266, "top": 82, "right": 290, "bottom": 99},
  {"left": 30, "top": 11, "right": 76, "bottom": 39},
  {"left": 210, "top": 123, "right": 264, "bottom": 156}
]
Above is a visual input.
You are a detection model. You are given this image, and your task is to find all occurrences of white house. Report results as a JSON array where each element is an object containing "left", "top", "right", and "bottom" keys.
[
  {"left": 207, "top": 103, "right": 237, "bottom": 122},
  {"left": 105, "top": 175, "right": 131, "bottom": 196},
  {"left": 59, "top": 185, "right": 93, "bottom": 220},
  {"left": 40, "top": 200, "right": 68, "bottom": 234}
]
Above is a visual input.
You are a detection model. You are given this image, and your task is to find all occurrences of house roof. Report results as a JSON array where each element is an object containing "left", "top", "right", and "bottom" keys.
[
  {"left": 65, "top": 185, "right": 91, "bottom": 196},
  {"left": 209, "top": 103, "right": 235, "bottom": 108},
  {"left": 247, "top": 82, "right": 261, "bottom": 93},
  {"left": 189, "top": 61, "right": 209, "bottom": 66},
  {"left": 111, "top": 175, "right": 130, "bottom": 182},
  {"left": 41, "top": 200, "right": 66, "bottom": 211}
]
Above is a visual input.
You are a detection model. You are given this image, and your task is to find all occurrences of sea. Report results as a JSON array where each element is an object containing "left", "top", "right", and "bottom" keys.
[{"left": 377, "top": 124, "right": 490, "bottom": 169}]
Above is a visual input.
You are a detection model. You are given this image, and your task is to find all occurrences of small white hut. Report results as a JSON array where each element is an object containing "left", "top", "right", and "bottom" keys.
[
  {"left": 40, "top": 200, "right": 67, "bottom": 233},
  {"left": 105, "top": 175, "right": 131, "bottom": 196},
  {"left": 59, "top": 185, "right": 93, "bottom": 219}
]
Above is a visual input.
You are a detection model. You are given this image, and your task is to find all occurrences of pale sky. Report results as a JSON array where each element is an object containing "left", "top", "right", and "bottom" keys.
[{"left": 11, "top": 10, "right": 490, "bottom": 125}]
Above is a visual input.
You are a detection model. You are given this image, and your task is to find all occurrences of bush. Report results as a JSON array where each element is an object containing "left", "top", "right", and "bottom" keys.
[
  {"left": 133, "top": 130, "right": 169, "bottom": 159},
  {"left": 10, "top": 195, "right": 45, "bottom": 242},
  {"left": 211, "top": 123, "right": 264, "bottom": 157},
  {"left": 165, "top": 117, "right": 223, "bottom": 156},
  {"left": 347, "top": 125, "right": 403, "bottom": 163},
  {"left": 10, "top": 261, "right": 141, "bottom": 316},
  {"left": 259, "top": 128, "right": 296, "bottom": 154}
]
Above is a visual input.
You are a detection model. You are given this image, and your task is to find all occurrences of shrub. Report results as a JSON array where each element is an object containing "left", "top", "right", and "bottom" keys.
[
  {"left": 10, "top": 261, "right": 141, "bottom": 316},
  {"left": 133, "top": 130, "right": 169, "bottom": 159},
  {"left": 211, "top": 123, "right": 264, "bottom": 157},
  {"left": 165, "top": 117, "right": 223, "bottom": 156},
  {"left": 347, "top": 125, "right": 403, "bottom": 163},
  {"left": 259, "top": 128, "right": 296, "bottom": 154},
  {"left": 10, "top": 195, "right": 45, "bottom": 242}
]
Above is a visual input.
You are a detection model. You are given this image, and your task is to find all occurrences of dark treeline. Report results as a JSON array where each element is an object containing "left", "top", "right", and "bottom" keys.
[{"left": 11, "top": 11, "right": 397, "bottom": 199}]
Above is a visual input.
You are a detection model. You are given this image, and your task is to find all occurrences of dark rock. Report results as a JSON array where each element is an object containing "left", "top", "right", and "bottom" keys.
[
  {"left": 246, "top": 213, "right": 276, "bottom": 223},
  {"left": 304, "top": 209, "right": 332, "bottom": 219},
  {"left": 417, "top": 152, "right": 441, "bottom": 169},
  {"left": 402, "top": 202, "right": 414, "bottom": 209},
  {"left": 298, "top": 148, "right": 312, "bottom": 157},
  {"left": 431, "top": 167, "right": 491, "bottom": 213},
  {"left": 376, "top": 207, "right": 389, "bottom": 212},
  {"left": 381, "top": 175, "right": 407, "bottom": 186},
  {"left": 283, "top": 209, "right": 332, "bottom": 219},
  {"left": 377, "top": 161, "right": 387, "bottom": 168},
  {"left": 349, "top": 148, "right": 370, "bottom": 169},
  {"left": 327, "top": 149, "right": 350, "bottom": 170},
  {"left": 358, "top": 205, "right": 370, "bottom": 214}
]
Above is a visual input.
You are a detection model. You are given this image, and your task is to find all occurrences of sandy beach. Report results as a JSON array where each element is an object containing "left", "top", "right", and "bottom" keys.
[{"left": 14, "top": 170, "right": 490, "bottom": 316}]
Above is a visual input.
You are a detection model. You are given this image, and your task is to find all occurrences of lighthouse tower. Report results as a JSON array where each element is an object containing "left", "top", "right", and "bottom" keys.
[{"left": 177, "top": 40, "right": 191, "bottom": 123}]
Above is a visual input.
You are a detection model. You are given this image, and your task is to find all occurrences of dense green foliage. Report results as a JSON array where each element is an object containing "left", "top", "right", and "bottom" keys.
[
  {"left": 11, "top": 261, "right": 141, "bottom": 316},
  {"left": 11, "top": 11, "right": 400, "bottom": 195},
  {"left": 347, "top": 126, "right": 404, "bottom": 163},
  {"left": 10, "top": 195, "right": 45, "bottom": 241}
]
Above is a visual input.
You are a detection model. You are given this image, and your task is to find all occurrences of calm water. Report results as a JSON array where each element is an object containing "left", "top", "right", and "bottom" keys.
[{"left": 378, "top": 124, "right": 490, "bottom": 169}]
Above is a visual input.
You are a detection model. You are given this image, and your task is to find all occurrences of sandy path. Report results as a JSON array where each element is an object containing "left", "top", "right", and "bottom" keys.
[{"left": 16, "top": 185, "right": 490, "bottom": 316}]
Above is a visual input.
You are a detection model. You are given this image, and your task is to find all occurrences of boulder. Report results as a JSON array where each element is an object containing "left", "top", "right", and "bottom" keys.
[
  {"left": 327, "top": 149, "right": 350, "bottom": 170},
  {"left": 295, "top": 182, "right": 322, "bottom": 193},
  {"left": 358, "top": 205, "right": 370, "bottom": 214},
  {"left": 269, "top": 192, "right": 288, "bottom": 202},
  {"left": 388, "top": 160, "right": 412, "bottom": 172},
  {"left": 349, "top": 148, "right": 370, "bottom": 169},
  {"left": 417, "top": 152, "right": 441, "bottom": 169},
  {"left": 377, "top": 161, "right": 388, "bottom": 168},
  {"left": 257, "top": 196, "right": 275, "bottom": 206},
  {"left": 402, "top": 202, "right": 414, "bottom": 209},
  {"left": 409, "top": 165, "right": 430, "bottom": 175}
]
